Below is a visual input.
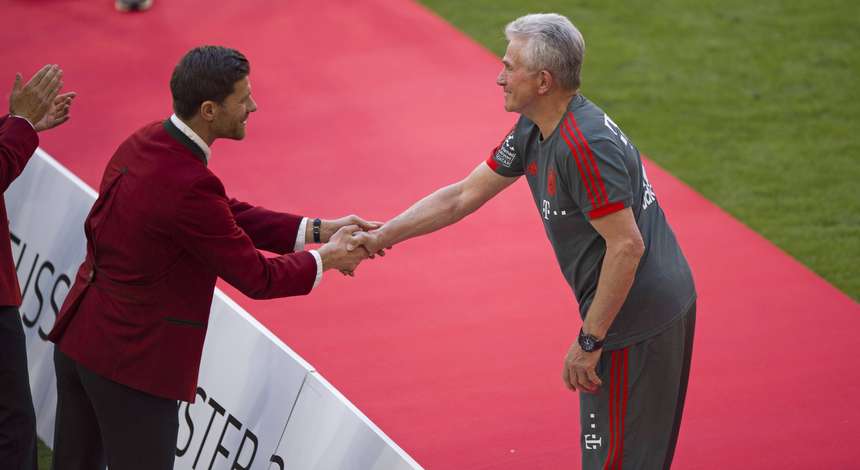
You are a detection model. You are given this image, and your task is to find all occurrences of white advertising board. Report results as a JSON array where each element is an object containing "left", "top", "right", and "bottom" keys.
[
  {"left": 271, "top": 373, "right": 421, "bottom": 470},
  {"left": 6, "top": 149, "right": 96, "bottom": 444},
  {"left": 175, "top": 292, "right": 313, "bottom": 469}
]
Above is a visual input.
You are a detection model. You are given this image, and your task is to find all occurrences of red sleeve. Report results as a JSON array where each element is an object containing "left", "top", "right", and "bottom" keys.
[
  {"left": 174, "top": 174, "right": 316, "bottom": 299},
  {"left": 0, "top": 116, "right": 39, "bottom": 191},
  {"left": 227, "top": 198, "right": 303, "bottom": 254}
]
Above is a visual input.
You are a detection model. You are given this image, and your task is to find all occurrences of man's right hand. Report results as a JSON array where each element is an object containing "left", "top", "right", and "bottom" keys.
[
  {"left": 349, "top": 229, "right": 390, "bottom": 256},
  {"left": 9, "top": 65, "right": 64, "bottom": 126},
  {"left": 34, "top": 92, "right": 76, "bottom": 132},
  {"left": 316, "top": 225, "right": 370, "bottom": 275}
]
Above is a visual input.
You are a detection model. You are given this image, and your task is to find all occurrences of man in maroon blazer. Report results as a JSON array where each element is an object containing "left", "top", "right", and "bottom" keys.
[
  {"left": 1, "top": 65, "right": 75, "bottom": 470},
  {"left": 47, "top": 46, "right": 376, "bottom": 470}
]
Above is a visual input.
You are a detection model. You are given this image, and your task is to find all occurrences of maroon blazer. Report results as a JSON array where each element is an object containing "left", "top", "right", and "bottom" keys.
[
  {"left": 0, "top": 115, "right": 39, "bottom": 306},
  {"left": 48, "top": 119, "right": 317, "bottom": 401}
]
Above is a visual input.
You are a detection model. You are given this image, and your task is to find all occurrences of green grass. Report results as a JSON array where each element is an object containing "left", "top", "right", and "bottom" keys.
[
  {"left": 38, "top": 439, "right": 51, "bottom": 469},
  {"left": 419, "top": 0, "right": 860, "bottom": 300}
]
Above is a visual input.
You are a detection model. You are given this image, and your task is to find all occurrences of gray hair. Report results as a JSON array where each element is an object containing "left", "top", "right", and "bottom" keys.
[{"left": 505, "top": 13, "right": 585, "bottom": 91}]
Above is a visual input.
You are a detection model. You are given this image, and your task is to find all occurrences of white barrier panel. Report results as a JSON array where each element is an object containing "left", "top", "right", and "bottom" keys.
[
  {"left": 7, "top": 150, "right": 422, "bottom": 469},
  {"left": 6, "top": 149, "right": 97, "bottom": 444},
  {"left": 270, "top": 372, "right": 421, "bottom": 470},
  {"left": 176, "top": 292, "right": 313, "bottom": 469}
]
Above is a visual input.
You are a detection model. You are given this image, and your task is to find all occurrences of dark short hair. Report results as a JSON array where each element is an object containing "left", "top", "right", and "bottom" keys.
[{"left": 170, "top": 46, "right": 250, "bottom": 119}]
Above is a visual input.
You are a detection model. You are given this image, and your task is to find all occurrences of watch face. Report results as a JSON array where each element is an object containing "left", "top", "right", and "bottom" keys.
[{"left": 581, "top": 336, "right": 595, "bottom": 351}]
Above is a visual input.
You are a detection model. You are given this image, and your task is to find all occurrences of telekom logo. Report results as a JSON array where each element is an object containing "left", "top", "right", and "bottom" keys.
[
  {"left": 584, "top": 412, "right": 602, "bottom": 451},
  {"left": 542, "top": 200, "right": 551, "bottom": 220},
  {"left": 584, "top": 434, "right": 602, "bottom": 450}
]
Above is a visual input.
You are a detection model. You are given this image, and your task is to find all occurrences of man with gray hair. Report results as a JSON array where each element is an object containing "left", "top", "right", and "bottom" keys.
[{"left": 356, "top": 13, "right": 696, "bottom": 469}]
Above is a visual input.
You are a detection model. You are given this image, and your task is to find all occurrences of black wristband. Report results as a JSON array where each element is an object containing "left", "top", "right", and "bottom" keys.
[{"left": 312, "top": 218, "right": 322, "bottom": 243}]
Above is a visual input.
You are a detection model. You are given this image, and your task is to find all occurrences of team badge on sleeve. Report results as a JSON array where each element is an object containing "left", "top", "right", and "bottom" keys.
[{"left": 493, "top": 131, "right": 518, "bottom": 168}]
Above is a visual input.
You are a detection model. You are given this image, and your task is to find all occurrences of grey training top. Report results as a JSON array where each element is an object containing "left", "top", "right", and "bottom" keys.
[{"left": 487, "top": 94, "right": 696, "bottom": 349}]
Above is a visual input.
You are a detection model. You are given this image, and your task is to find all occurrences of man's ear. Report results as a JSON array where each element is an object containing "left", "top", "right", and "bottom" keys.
[
  {"left": 199, "top": 101, "right": 218, "bottom": 122},
  {"left": 538, "top": 70, "right": 554, "bottom": 95}
]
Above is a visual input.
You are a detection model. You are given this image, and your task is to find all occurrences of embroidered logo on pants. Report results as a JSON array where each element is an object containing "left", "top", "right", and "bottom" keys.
[
  {"left": 584, "top": 434, "right": 603, "bottom": 450},
  {"left": 584, "top": 412, "right": 602, "bottom": 450}
]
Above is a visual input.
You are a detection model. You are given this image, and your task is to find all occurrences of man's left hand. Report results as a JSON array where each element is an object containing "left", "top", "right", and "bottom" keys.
[
  {"left": 562, "top": 341, "right": 603, "bottom": 393},
  {"left": 321, "top": 215, "right": 382, "bottom": 244},
  {"left": 34, "top": 92, "right": 76, "bottom": 132}
]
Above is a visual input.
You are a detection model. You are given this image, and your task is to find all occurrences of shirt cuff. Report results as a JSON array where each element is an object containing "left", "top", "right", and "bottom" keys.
[
  {"left": 587, "top": 200, "right": 629, "bottom": 220},
  {"left": 294, "top": 217, "right": 308, "bottom": 252},
  {"left": 308, "top": 249, "right": 323, "bottom": 289},
  {"left": 10, "top": 114, "right": 35, "bottom": 130}
]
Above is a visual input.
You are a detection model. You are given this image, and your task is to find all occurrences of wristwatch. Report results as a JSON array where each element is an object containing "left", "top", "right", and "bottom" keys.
[{"left": 578, "top": 328, "right": 605, "bottom": 352}]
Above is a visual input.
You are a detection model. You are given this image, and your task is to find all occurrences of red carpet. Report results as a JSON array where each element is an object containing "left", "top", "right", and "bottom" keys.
[{"left": 3, "top": 1, "right": 859, "bottom": 468}]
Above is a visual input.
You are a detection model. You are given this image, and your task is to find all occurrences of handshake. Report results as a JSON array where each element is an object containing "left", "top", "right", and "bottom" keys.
[{"left": 313, "top": 215, "right": 390, "bottom": 277}]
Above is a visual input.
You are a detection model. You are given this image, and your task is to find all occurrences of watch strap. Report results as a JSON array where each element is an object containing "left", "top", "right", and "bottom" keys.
[{"left": 312, "top": 218, "right": 322, "bottom": 243}]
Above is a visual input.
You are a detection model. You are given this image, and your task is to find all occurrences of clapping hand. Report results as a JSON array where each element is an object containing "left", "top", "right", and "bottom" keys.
[
  {"left": 34, "top": 92, "right": 76, "bottom": 132},
  {"left": 9, "top": 65, "right": 76, "bottom": 132}
]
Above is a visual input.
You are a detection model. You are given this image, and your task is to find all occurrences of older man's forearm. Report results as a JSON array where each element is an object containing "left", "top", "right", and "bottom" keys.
[
  {"left": 378, "top": 183, "right": 468, "bottom": 246},
  {"left": 582, "top": 237, "right": 645, "bottom": 338}
]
